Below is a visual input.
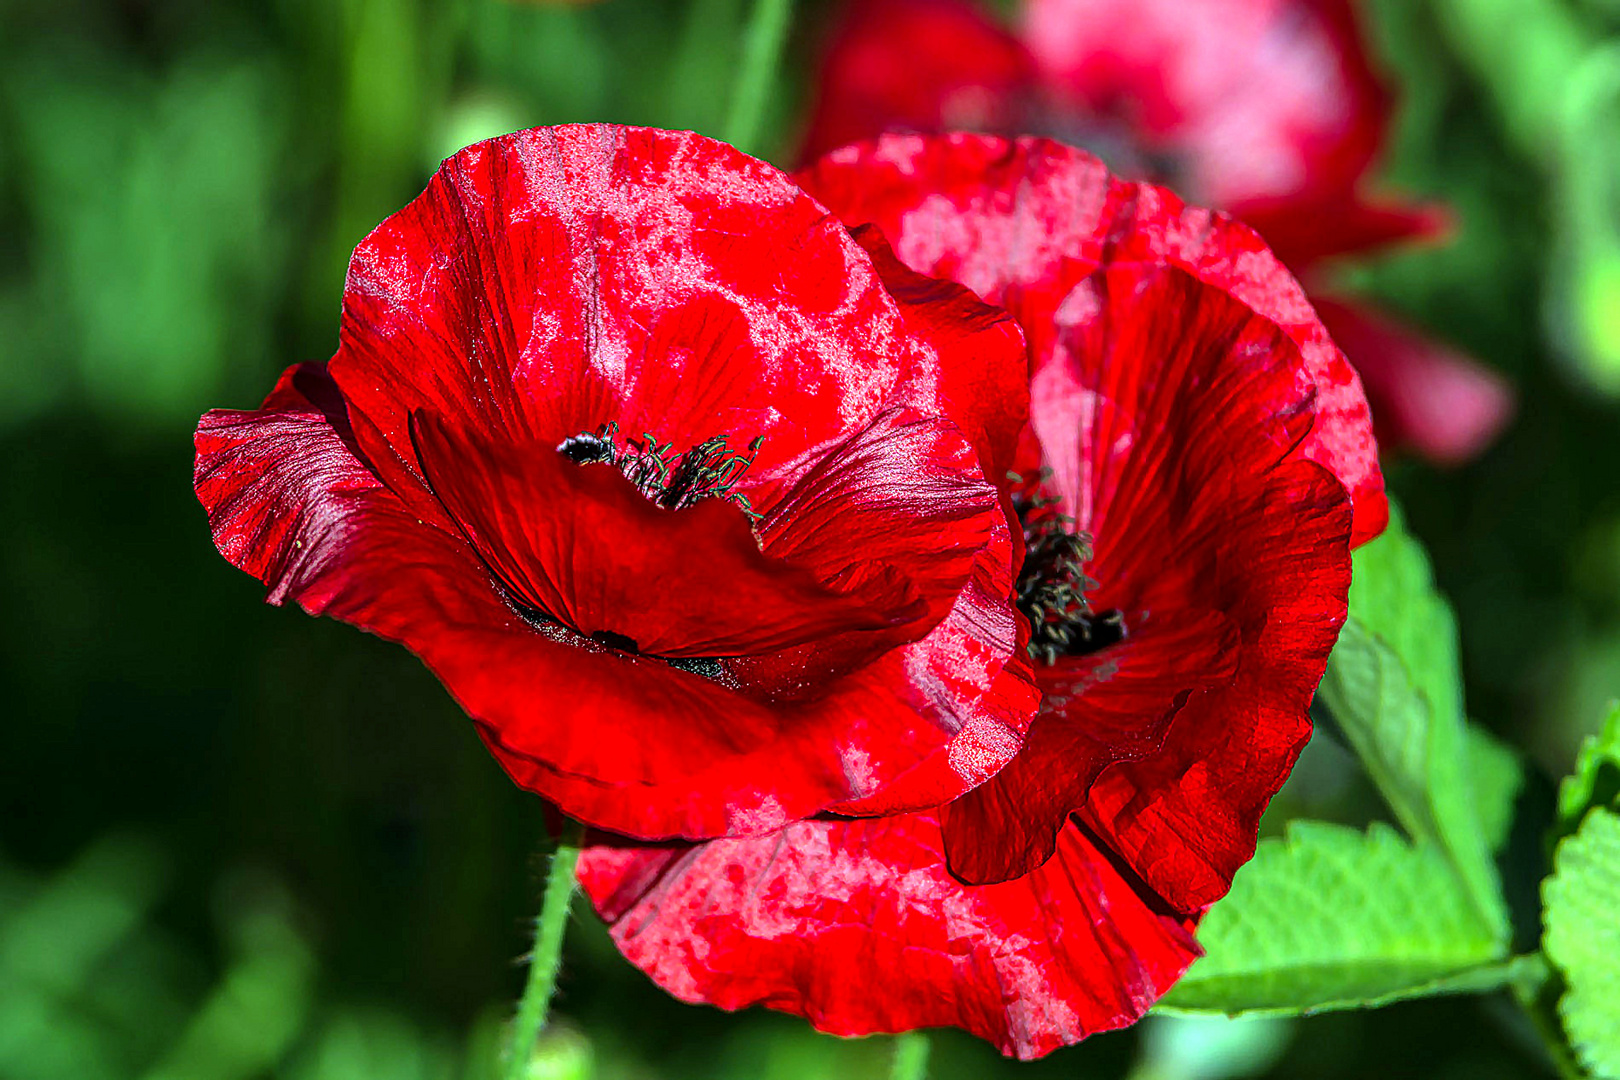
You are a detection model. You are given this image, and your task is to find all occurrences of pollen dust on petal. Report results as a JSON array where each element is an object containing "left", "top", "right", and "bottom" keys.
[
  {"left": 948, "top": 712, "right": 1025, "bottom": 786},
  {"left": 725, "top": 792, "right": 787, "bottom": 836}
]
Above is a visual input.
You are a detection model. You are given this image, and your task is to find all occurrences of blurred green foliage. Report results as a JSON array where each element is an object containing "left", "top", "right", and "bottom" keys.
[
  {"left": 0, "top": 41, "right": 290, "bottom": 426},
  {"left": 1, "top": 0, "right": 1619, "bottom": 1076}
]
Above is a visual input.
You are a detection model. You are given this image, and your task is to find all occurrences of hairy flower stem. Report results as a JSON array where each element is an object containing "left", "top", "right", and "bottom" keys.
[
  {"left": 505, "top": 818, "right": 585, "bottom": 1080},
  {"left": 724, "top": 0, "right": 795, "bottom": 154},
  {"left": 890, "top": 1031, "right": 931, "bottom": 1080}
]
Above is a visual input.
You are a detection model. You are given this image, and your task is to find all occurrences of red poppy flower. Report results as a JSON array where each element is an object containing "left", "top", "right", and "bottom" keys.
[
  {"left": 578, "top": 135, "right": 1376, "bottom": 1057},
  {"left": 193, "top": 124, "right": 1043, "bottom": 842},
  {"left": 799, "top": 0, "right": 1513, "bottom": 464}
]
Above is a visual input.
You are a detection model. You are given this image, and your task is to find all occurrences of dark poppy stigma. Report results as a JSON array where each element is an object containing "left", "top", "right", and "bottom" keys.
[
  {"left": 590, "top": 629, "right": 641, "bottom": 653},
  {"left": 559, "top": 422, "right": 765, "bottom": 518},
  {"left": 1011, "top": 473, "right": 1124, "bottom": 664}
]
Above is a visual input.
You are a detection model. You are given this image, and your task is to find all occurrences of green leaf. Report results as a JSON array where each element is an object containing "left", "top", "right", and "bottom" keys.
[
  {"left": 1469, "top": 723, "right": 1526, "bottom": 855},
  {"left": 1543, "top": 807, "right": 1620, "bottom": 1079},
  {"left": 1171, "top": 506, "right": 1527, "bottom": 1018},
  {"left": 1556, "top": 702, "right": 1620, "bottom": 837},
  {"left": 1162, "top": 822, "right": 1514, "bottom": 1015},
  {"left": 1316, "top": 504, "right": 1508, "bottom": 940},
  {"left": 1339, "top": 507, "right": 1464, "bottom": 731}
]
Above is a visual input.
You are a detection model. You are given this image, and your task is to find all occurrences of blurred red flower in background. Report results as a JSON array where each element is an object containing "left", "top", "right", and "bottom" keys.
[
  {"left": 194, "top": 124, "right": 1042, "bottom": 843},
  {"left": 800, "top": 0, "right": 1513, "bottom": 464},
  {"left": 578, "top": 135, "right": 1381, "bottom": 1057}
]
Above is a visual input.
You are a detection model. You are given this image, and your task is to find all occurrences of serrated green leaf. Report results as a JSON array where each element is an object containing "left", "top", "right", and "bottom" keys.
[
  {"left": 1543, "top": 807, "right": 1620, "bottom": 1079},
  {"left": 1316, "top": 504, "right": 1507, "bottom": 940},
  {"left": 1340, "top": 507, "right": 1465, "bottom": 732},
  {"left": 1319, "top": 620, "right": 1444, "bottom": 844},
  {"left": 1179, "top": 507, "right": 1525, "bottom": 1019},
  {"left": 1162, "top": 822, "right": 1507, "bottom": 1015},
  {"left": 1556, "top": 702, "right": 1620, "bottom": 837}
]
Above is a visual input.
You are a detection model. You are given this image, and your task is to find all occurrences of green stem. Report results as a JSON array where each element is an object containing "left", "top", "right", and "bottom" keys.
[
  {"left": 890, "top": 1031, "right": 931, "bottom": 1080},
  {"left": 1509, "top": 956, "right": 1583, "bottom": 1080},
  {"left": 505, "top": 818, "right": 585, "bottom": 1080},
  {"left": 722, "top": 0, "right": 795, "bottom": 155}
]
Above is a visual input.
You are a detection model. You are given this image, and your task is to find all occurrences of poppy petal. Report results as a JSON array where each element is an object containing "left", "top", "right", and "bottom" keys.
[
  {"left": 1240, "top": 195, "right": 1450, "bottom": 270},
  {"left": 1014, "top": 261, "right": 1355, "bottom": 907},
  {"left": 821, "top": 500, "right": 1039, "bottom": 816},
  {"left": 796, "top": 132, "right": 1388, "bottom": 545},
  {"left": 1078, "top": 458, "right": 1352, "bottom": 910},
  {"left": 197, "top": 362, "right": 1034, "bottom": 837},
  {"left": 941, "top": 609, "right": 1239, "bottom": 884},
  {"left": 577, "top": 812, "right": 1199, "bottom": 1060},
  {"left": 409, "top": 409, "right": 919, "bottom": 659},
  {"left": 802, "top": 137, "right": 1360, "bottom": 908},
  {"left": 1313, "top": 296, "right": 1513, "bottom": 466},
  {"left": 330, "top": 125, "right": 1012, "bottom": 506},
  {"left": 848, "top": 224, "right": 1031, "bottom": 482},
  {"left": 195, "top": 363, "right": 489, "bottom": 615}
]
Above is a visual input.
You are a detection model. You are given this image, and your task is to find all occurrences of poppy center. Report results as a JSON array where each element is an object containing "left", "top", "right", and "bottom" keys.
[
  {"left": 558, "top": 422, "right": 765, "bottom": 518},
  {"left": 491, "top": 422, "right": 770, "bottom": 675},
  {"left": 590, "top": 629, "right": 641, "bottom": 653},
  {"left": 1012, "top": 474, "right": 1125, "bottom": 665}
]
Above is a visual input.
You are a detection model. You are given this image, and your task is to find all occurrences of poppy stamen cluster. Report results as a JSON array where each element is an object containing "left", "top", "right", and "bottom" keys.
[
  {"left": 1012, "top": 475, "right": 1124, "bottom": 664},
  {"left": 504, "top": 590, "right": 729, "bottom": 679},
  {"left": 557, "top": 422, "right": 767, "bottom": 519}
]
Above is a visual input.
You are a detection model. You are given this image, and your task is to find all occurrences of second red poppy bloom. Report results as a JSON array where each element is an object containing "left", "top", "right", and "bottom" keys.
[{"left": 580, "top": 134, "right": 1382, "bottom": 1057}]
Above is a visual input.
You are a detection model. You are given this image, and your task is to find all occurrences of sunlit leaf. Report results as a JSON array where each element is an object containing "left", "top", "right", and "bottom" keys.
[
  {"left": 1317, "top": 503, "right": 1508, "bottom": 939},
  {"left": 1555, "top": 701, "right": 1620, "bottom": 838},
  {"left": 1163, "top": 822, "right": 1519, "bottom": 1015},
  {"left": 1468, "top": 723, "right": 1526, "bottom": 855},
  {"left": 1543, "top": 807, "right": 1620, "bottom": 1079}
]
